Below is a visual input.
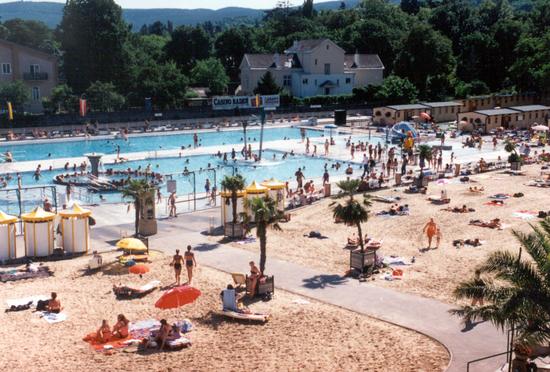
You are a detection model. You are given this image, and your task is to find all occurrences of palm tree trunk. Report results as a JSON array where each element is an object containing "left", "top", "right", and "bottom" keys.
[
  {"left": 231, "top": 193, "right": 238, "bottom": 223},
  {"left": 356, "top": 221, "right": 364, "bottom": 253},
  {"left": 134, "top": 200, "right": 140, "bottom": 236},
  {"left": 259, "top": 224, "right": 267, "bottom": 273}
]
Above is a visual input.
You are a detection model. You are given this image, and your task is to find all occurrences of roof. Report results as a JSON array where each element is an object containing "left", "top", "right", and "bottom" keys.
[
  {"left": 508, "top": 105, "right": 550, "bottom": 112},
  {"left": 261, "top": 178, "right": 285, "bottom": 190},
  {"left": 246, "top": 181, "right": 268, "bottom": 194},
  {"left": 386, "top": 104, "right": 429, "bottom": 110},
  {"left": 242, "top": 53, "right": 301, "bottom": 70},
  {"left": 421, "top": 101, "right": 463, "bottom": 108},
  {"left": 0, "top": 39, "right": 58, "bottom": 61},
  {"left": 344, "top": 54, "right": 384, "bottom": 69},
  {"left": 0, "top": 210, "right": 17, "bottom": 224},
  {"left": 58, "top": 203, "right": 92, "bottom": 218},
  {"left": 475, "top": 108, "right": 519, "bottom": 116},
  {"left": 285, "top": 39, "right": 328, "bottom": 53},
  {"left": 243, "top": 54, "right": 276, "bottom": 69},
  {"left": 21, "top": 207, "right": 56, "bottom": 222}
]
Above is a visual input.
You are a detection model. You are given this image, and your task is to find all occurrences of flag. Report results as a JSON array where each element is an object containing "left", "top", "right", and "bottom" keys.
[
  {"left": 79, "top": 98, "right": 87, "bottom": 117},
  {"left": 7, "top": 102, "right": 13, "bottom": 120},
  {"left": 255, "top": 94, "right": 260, "bottom": 108}
]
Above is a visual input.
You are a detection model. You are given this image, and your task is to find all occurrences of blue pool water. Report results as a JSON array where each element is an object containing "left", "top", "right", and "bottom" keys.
[
  {"left": 0, "top": 126, "right": 323, "bottom": 162},
  {"left": 2, "top": 150, "right": 365, "bottom": 206}
]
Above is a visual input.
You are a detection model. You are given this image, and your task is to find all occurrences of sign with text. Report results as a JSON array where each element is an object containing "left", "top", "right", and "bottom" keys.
[{"left": 212, "top": 95, "right": 280, "bottom": 110}]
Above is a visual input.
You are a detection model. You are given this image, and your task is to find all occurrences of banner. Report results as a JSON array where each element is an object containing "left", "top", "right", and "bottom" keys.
[
  {"left": 79, "top": 98, "right": 87, "bottom": 117},
  {"left": 7, "top": 102, "right": 13, "bottom": 120},
  {"left": 212, "top": 95, "right": 280, "bottom": 110}
]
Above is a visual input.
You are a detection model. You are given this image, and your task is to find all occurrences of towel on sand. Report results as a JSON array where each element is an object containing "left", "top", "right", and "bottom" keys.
[
  {"left": 39, "top": 312, "right": 67, "bottom": 323},
  {"left": 382, "top": 256, "right": 411, "bottom": 266},
  {"left": 6, "top": 295, "right": 49, "bottom": 307}
]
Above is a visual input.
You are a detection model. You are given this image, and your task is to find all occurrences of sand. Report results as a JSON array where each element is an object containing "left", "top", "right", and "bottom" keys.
[
  {"left": 218, "top": 163, "right": 549, "bottom": 304},
  {"left": 0, "top": 252, "right": 448, "bottom": 371}
]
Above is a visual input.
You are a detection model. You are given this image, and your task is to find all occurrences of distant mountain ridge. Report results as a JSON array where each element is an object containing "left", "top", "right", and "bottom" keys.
[{"left": 0, "top": 1, "right": 362, "bottom": 29}]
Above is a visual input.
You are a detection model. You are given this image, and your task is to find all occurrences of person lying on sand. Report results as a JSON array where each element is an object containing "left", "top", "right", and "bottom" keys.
[
  {"left": 442, "top": 205, "right": 475, "bottom": 213},
  {"left": 453, "top": 239, "right": 482, "bottom": 248},
  {"left": 469, "top": 218, "right": 502, "bottom": 229},
  {"left": 469, "top": 186, "right": 485, "bottom": 193},
  {"left": 347, "top": 233, "right": 359, "bottom": 246}
]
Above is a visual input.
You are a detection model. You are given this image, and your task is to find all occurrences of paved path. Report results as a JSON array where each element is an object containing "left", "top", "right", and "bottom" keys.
[{"left": 90, "top": 208, "right": 508, "bottom": 372}]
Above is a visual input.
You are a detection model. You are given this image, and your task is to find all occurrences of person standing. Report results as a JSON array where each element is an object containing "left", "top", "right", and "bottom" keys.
[
  {"left": 471, "top": 270, "right": 485, "bottom": 306},
  {"left": 305, "top": 137, "right": 310, "bottom": 154},
  {"left": 324, "top": 139, "right": 329, "bottom": 156},
  {"left": 170, "top": 249, "right": 184, "bottom": 286},
  {"left": 423, "top": 218, "right": 438, "bottom": 249},
  {"left": 295, "top": 167, "right": 305, "bottom": 188},
  {"left": 204, "top": 179, "right": 211, "bottom": 195},
  {"left": 184, "top": 245, "right": 197, "bottom": 284},
  {"left": 322, "top": 169, "right": 330, "bottom": 185},
  {"left": 168, "top": 192, "right": 177, "bottom": 217}
]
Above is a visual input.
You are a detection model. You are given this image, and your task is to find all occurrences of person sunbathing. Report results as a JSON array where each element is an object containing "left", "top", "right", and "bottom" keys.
[
  {"left": 46, "top": 292, "right": 62, "bottom": 313},
  {"left": 155, "top": 319, "right": 171, "bottom": 350},
  {"left": 96, "top": 320, "right": 112, "bottom": 343},
  {"left": 469, "top": 186, "right": 485, "bottom": 193},
  {"left": 443, "top": 205, "right": 474, "bottom": 213},
  {"left": 113, "top": 314, "right": 129, "bottom": 338},
  {"left": 470, "top": 218, "right": 502, "bottom": 229}
]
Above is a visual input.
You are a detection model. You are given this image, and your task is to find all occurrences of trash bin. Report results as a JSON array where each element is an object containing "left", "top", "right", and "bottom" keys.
[
  {"left": 324, "top": 183, "right": 331, "bottom": 197},
  {"left": 454, "top": 164, "right": 461, "bottom": 177},
  {"left": 395, "top": 173, "right": 402, "bottom": 186}
]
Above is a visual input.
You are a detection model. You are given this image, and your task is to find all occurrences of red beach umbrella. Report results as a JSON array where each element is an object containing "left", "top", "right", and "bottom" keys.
[
  {"left": 129, "top": 264, "right": 150, "bottom": 275},
  {"left": 155, "top": 286, "right": 201, "bottom": 310},
  {"left": 420, "top": 112, "right": 431, "bottom": 120}
]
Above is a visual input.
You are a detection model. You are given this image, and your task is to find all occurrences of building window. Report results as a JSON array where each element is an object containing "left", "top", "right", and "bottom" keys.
[
  {"left": 30, "top": 64, "right": 40, "bottom": 74},
  {"left": 326, "top": 44, "right": 329, "bottom": 50},
  {"left": 336, "top": 79, "right": 339, "bottom": 86},
  {"left": 324, "top": 64, "right": 330, "bottom": 75},
  {"left": 2, "top": 63, "right": 11, "bottom": 74},
  {"left": 283, "top": 75, "right": 292, "bottom": 87},
  {"left": 302, "top": 78, "right": 308, "bottom": 85},
  {"left": 315, "top": 80, "right": 317, "bottom": 86},
  {"left": 315, "top": 59, "right": 318, "bottom": 65},
  {"left": 345, "top": 78, "right": 351, "bottom": 84},
  {"left": 32, "top": 87, "right": 40, "bottom": 101}
]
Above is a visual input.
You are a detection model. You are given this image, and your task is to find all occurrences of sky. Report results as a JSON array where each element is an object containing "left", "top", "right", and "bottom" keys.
[{"left": 0, "top": 0, "right": 315, "bottom": 10}]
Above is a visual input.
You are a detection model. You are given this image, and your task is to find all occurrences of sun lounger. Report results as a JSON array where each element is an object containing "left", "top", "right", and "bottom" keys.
[
  {"left": 231, "top": 273, "right": 247, "bottom": 288},
  {"left": 216, "top": 309, "right": 270, "bottom": 323},
  {"left": 114, "top": 280, "right": 160, "bottom": 299},
  {"left": 0, "top": 266, "right": 52, "bottom": 283}
]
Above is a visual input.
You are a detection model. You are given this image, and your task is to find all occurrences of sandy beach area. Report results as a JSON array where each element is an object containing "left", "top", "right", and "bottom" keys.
[
  {"left": 0, "top": 252, "right": 448, "bottom": 371},
  {"left": 216, "top": 163, "right": 549, "bottom": 304}
]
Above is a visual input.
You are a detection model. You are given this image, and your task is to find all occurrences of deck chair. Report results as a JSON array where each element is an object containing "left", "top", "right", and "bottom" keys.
[{"left": 231, "top": 273, "right": 247, "bottom": 289}]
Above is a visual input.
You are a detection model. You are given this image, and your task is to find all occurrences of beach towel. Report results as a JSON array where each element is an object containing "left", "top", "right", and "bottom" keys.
[
  {"left": 513, "top": 211, "right": 538, "bottom": 220},
  {"left": 129, "top": 319, "right": 160, "bottom": 339},
  {"left": 166, "top": 337, "right": 192, "bottom": 349},
  {"left": 39, "top": 311, "right": 67, "bottom": 323},
  {"left": 382, "top": 256, "right": 411, "bottom": 266},
  {"left": 484, "top": 201, "right": 504, "bottom": 206},
  {"left": 217, "top": 309, "right": 270, "bottom": 323},
  {"left": 83, "top": 333, "right": 135, "bottom": 351},
  {"left": 489, "top": 194, "right": 511, "bottom": 200},
  {"left": 0, "top": 266, "right": 52, "bottom": 282}
]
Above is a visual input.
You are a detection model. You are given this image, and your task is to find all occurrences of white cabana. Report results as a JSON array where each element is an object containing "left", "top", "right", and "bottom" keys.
[
  {"left": 21, "top": 207, "right": 55, "bottom": 257},
  {"left": 59, "top": 203, "right": 91, "bottom": 254},
  {"left": 245, "top": 181, "right": 268, "bottom": 222},
  {"left": 0, "top": 211, "right": 18, "bottom": 260},
  {"left": 220, "top": 189, "right": 246, "bottom": 226},
  {"left": 261, "top": 178, "right": 286, "bottom": 211}
]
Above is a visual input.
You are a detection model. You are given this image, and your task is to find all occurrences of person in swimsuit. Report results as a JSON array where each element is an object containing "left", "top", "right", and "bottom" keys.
[
  {"left": 170, "top": 249, "right": 184, "bottom": 286},
  {"left": 46, "top": 292, "right": 62, "bottom": 313},
  {"left": 184, "top": 245, "right": 197, "bottom": 284},
  {"left": 96, "top": 320, "right": 112, "bottom": 343},
  {"left": 156, "top": 319, "right": 171, "bottom": 350},
  {"left": 423, "top": 218, "right": 438, "bottom": 249},
  {"left": 112, "top": 314, "right": 129, "bottom": 338},
  {"left": 248, "top": 261, "right": 261, "bottom": 298}
]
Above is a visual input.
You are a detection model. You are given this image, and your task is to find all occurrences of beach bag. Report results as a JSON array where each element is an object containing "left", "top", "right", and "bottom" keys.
[{"left": 36, "top": 300, "right": 48, "bottom": 311}]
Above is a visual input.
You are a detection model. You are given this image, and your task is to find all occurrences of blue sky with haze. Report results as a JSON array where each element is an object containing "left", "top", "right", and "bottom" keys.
[{"left": 0, "top": 0, "right": 310, "bottom": 9}]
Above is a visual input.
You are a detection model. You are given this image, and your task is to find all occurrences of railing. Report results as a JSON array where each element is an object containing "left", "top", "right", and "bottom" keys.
[
  {"left": 466, "top": 351, "right": 509, "bottom": 372},
  {"left": 23, "top": 72, "right": 48, "bottom": 80}
]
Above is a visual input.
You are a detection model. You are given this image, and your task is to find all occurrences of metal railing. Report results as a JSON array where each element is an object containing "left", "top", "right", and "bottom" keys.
[
  {"left": 466, "top": 351, "right": 509, "bottom": 372},
  {"left": 23, "top": 72, "right": 49, "bottom": 80}
]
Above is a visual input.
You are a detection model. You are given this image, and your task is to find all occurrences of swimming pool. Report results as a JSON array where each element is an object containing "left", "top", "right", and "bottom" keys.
[
  {"left": 2, "top": 149, "right": 364, "bottom": 206},
  {"left": 0, "top": 126, "right": 327, "bottom": 162}
]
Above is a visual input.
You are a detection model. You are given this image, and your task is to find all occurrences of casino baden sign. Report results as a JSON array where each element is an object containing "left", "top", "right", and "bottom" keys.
[{"left": 212, "top": 95, "right": 280, "bottom": 110}]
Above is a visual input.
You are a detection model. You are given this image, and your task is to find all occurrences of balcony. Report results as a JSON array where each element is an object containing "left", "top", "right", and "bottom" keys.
[{"left": 23, "top": 72, "right": 49, "bottom": 81}]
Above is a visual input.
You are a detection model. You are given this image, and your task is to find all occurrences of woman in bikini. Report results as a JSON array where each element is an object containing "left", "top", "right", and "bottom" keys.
[
  {"left": 170, "top": 250, "right": 184, "bottom": 286},
  {"left": 96, "top": 320, "right": 112, "bottom": 343},
  {"left": 248, "top": 261, "right": 261, "bottom": 298},
  {"left": 113, "top": 314, "right": 129, "bottom": 338},
  {"left": 184, "top": 245, "right": 197, "bottom": 284}
]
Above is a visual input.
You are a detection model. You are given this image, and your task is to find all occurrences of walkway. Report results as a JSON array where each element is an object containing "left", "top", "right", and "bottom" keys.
[{"left": 90, "top": 207, "right": 507, "bottom": 372}]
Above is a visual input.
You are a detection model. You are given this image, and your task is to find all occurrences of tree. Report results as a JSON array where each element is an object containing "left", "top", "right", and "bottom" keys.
[
  {"left": 331, "top": 179, "right": 372, "bottom": 252},
  {"left": 191, "top": 58, "right": 230, "bottom": 95},
  {"left": 394, "top": 24, "right": 455, "bottom": 98},
  {"left": 221, "top": 174, "right": 246, "bottom": 224},
  {"left": 2, "top": 19, "right": 56, "bottom": 51},
  {"left": 121, "top": 179, "right": 157, "bottom": 236},
  {"left": 401, "top": 0, "right": 420, "bottom": 15},
  {"left": 48, "top": 84, "right": 79, "bottom": 113},
  {"left": 85, "top": 81, "right": 125, "bottom": 112},
  {"left": 248, "top": 196, "right": 283, "bottom": 273},
  {"left": 214, "top": 27, "right": 253, "bottom": 81},
  {"left": 451, "top": 218, "right": 550, "bottom": 344},
  {"left": 254, "top": 71, "right": 280, "bottom": 95},
  {"left": 59, "top": 0, "right": 130, "bottom": 93},
  {"left": 375, "top": 75, "right": 418, "bottom": 104},
  {"left": 509, "top": 31, "right": 550, "bottom": 93},
  {"left": 0, "top": 81, "right": 30, "bottom": 110},
  {"left": 302, "top": 0, "right": 315, "bottom": 18},
  {"left": 164, "top": 26, "right": 211, "bottom": 73}
]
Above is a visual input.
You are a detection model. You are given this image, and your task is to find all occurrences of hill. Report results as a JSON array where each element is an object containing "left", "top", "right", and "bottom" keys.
[{"left": 0, "top": 1, "right": 362, "bottom": 29}]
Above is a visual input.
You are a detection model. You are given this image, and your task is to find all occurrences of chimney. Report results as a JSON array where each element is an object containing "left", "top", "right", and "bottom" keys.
[{"left": 274, "top": 53, "right": 281, "bottom": 69}]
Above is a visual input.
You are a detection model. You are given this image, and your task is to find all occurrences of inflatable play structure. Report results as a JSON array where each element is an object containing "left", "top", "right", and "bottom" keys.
[{"left": 391, "top": 122, "right": 419, "bottom": 141}]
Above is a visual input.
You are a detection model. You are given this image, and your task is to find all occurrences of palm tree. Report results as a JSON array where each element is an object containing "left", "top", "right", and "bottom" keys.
[
  {"left": 221, "top": 174, "right": 246, "bottom": 223},
  {"left": 121, "top": 179, "right": 156, "bottom": 236},
  {"left": 451, "top": 218, "right": 550, "bottom": 344},
  {"left": 331, "top": 179, "right": 372, "bottom": 252},
  {"left": 247, "top": 195, "right": 282, "bottom": 274},
  {"left": 418, "top": 144, "right": 432, "bottom": 174}
]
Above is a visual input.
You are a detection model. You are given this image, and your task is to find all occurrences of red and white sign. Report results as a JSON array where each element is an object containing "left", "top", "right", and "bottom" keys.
[{"left": 79, "top": 98, "right": 87, "bottom": 117}]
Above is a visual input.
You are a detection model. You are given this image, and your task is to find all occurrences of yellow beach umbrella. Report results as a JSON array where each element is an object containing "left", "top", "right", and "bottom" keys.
[{"left": 116, "top": 237, "right": 147, "bottom": 252}]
